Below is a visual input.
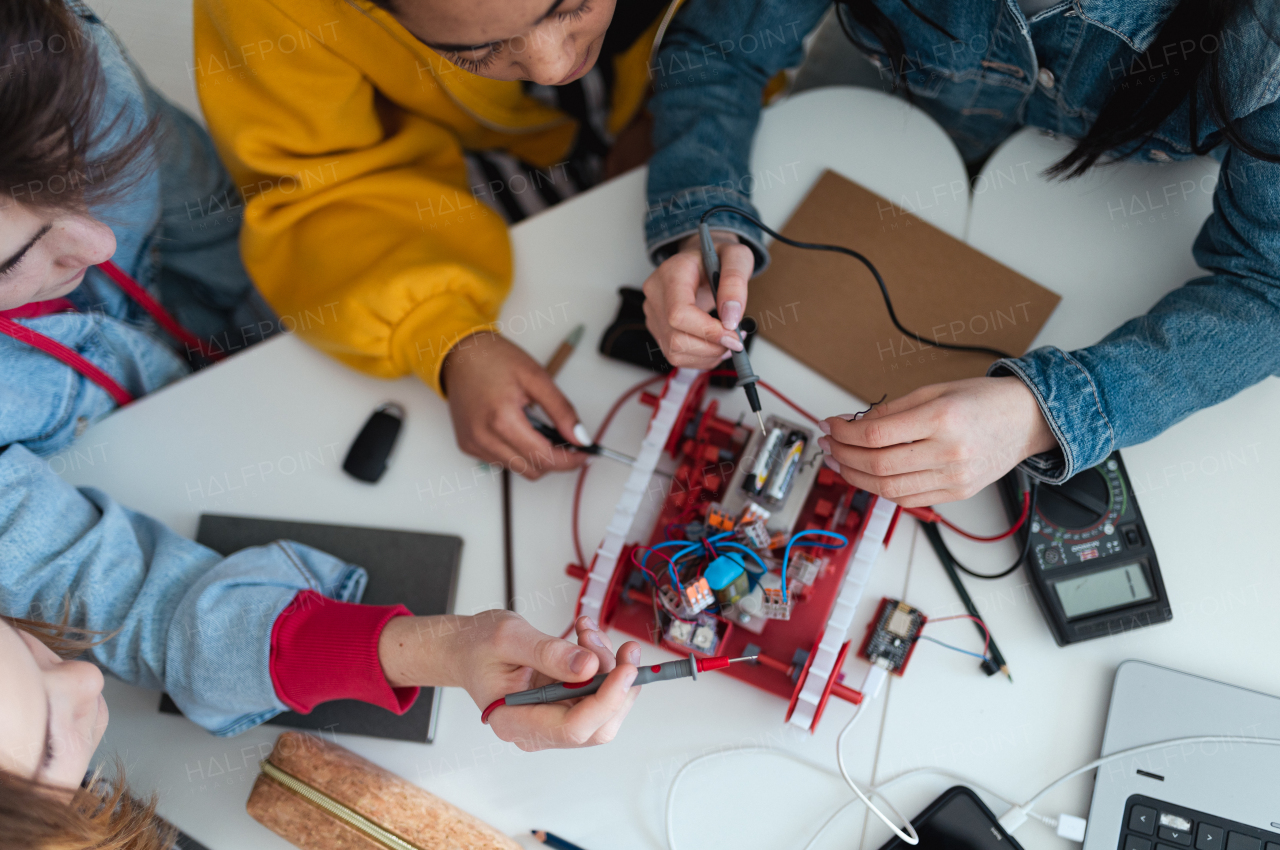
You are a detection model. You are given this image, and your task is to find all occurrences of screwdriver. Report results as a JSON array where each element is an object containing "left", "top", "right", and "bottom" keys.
[
  {"left": 481, "top": 654, "right": 757, "bottom": 723},
  {"left": 524, "top": 411, "right": 637, "bottom": 466},
  {"left": 699, "top": 221, "right": 767, "bottom": 435}
]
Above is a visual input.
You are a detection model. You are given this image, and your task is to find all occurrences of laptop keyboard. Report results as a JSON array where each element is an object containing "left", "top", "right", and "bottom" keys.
[{"left": 1122, "top": 795, "right": 1280, "bottom": 850}]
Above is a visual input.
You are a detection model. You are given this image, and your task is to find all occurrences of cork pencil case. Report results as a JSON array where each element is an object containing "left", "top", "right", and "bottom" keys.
[{"left": 246, "top": 731, "right": 520, "bottom": 850}]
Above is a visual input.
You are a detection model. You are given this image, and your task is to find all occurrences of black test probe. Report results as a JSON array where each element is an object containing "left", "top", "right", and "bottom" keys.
[{"left": 698, "top": 222, "right": 767, "bottom": 434}]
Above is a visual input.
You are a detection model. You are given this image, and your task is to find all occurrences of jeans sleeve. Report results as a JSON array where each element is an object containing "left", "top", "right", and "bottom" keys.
[
  {"left": 990, "top": 122, "right": 1280, "bottom": 483},
  {"left": 645, "top": 0, "right": 831, "bottom": 267},
  {"left": 0, "top": 444, "right": 367, "bottom": 737}
]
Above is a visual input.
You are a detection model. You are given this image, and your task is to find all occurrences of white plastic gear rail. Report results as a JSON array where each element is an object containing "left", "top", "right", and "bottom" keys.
[
  {"left": 788, "top": 495, "right": 899, "bottom": 731},
  {"left": 577, "top": 368, "right": 701, "bottom": 627}
]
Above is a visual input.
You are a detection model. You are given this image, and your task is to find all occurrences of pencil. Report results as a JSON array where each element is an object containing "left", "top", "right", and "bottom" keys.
[
  {"left": 504, "top": 324, "right": 587, "bottom": 610},
  {"left": 532, "top": 830, "right": 589, "bottom": 850},
  {"left": 544, "top": 324, "right": 585, "bottom": 380},
  {"left": 920, "top": 522, "right": 1012, "bottom": 681}
]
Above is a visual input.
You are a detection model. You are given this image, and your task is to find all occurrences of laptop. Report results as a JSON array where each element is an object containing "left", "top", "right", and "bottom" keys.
[{"left": 1083, "top": 661, "right": 1280, "bottom": 850}]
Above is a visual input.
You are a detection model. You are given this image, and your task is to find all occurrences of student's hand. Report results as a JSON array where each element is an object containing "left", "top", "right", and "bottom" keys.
[
  {"left": 441, "top": 332, "right": 587, "bottom": 480},
  {"left": 642, "top": 231, "right": 755, "bottom": 369},
  {"left": 379, "top": 612, "right": 641, "bottom": 750},
  {"left": 817, "top": 377, "right": 1059, "bottom": 506}
]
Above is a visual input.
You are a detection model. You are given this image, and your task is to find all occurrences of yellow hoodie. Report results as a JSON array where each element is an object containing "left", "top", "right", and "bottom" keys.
[{"left": 193, "top": 0, "right": 674, "bottom": 393}]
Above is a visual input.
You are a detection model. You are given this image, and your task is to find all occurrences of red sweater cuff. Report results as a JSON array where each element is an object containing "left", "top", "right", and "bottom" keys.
[{"left": 269, "top": 590, "right": 419, "bottom": 715}]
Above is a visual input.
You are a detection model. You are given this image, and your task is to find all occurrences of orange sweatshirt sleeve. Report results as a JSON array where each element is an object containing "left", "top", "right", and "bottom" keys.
[{"left": 193, "top": 0, "right": 510, "bottom": 394}]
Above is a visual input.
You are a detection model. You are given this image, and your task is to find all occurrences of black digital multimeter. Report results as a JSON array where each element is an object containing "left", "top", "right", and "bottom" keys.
[{"left": 998, "top": 452, "right": 1171, "bottom": 646}]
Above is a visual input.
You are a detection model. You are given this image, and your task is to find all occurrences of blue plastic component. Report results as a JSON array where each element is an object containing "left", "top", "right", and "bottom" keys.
[{"left": 704, "top": 552, "right": 746, "bottom": 591}]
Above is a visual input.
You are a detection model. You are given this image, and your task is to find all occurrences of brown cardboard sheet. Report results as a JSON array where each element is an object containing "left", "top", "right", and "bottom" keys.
[{"left": 748, "top": 170, "right": 1060, "bottom": 402}]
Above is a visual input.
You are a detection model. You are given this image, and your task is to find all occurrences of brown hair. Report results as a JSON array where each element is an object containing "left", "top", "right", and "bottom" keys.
[
  {"left": 0, "top": 0, "right": 157, "bottom": 211},
  {"left": 0, "top": 617, "right": 176, "bottom": 850}
]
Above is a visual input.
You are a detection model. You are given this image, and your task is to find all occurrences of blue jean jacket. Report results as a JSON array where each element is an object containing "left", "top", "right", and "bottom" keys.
[
  {"left": 0, "top": 4, "right": 359, "bottom": 736},
  {"left": 645, "top": 0, "right": 1280, "bottom": 483}
]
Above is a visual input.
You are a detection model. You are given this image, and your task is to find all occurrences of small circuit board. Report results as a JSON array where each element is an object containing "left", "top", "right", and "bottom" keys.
[{"left": 859, "top": 598, "right": 925, "bottom": 675}]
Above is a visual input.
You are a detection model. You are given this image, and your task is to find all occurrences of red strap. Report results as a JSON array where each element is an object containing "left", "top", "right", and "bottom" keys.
[
  {"left": 0, "top": 298, "right": 77, "bottom": 320},
  {"left": 96, "top": 261, "right": 225, "bottom": 362},
  {"left": 0, "top": 316, "right": 134, "bottom": 406}
]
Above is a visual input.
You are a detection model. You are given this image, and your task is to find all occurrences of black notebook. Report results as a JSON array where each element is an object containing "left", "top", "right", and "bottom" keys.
[{"left": 158, "top": 514, "right": 462, "bottom": 743}]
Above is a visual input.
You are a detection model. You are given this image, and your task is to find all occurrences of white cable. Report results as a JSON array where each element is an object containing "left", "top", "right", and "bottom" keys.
[
  {"left": 999, "top": 735, "right": 1280, "bottom": 833},
  {"left": 667, "top": 730, "right": 1280, "bottom": 850},
  {"left": 666, "top": 665, "right": 921, "bottom": 850},
  {"left": 665, "top": 747, "right": 841, "bottom": 850},
  {"left": 835, "top": 700, "right": 920, "bottom": 845}
]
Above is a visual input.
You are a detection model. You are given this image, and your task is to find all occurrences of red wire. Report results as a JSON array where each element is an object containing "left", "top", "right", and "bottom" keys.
[
  {"left": 912, "top": 489, "right": 1031, "bottom": 542},
  {"left": 565, "top": 374, "right": 667, "bottom": 636},
  {"left": 627, "top": 547, "right": 662, "bottom": 584},
  {"left": 480, "top": 697, "right": 506, "bottom": 724},
  {"left": 927, "top": 614, "right": 991, "bottom": 658},
  {"left": 570, "top": 374, "right": 666, "bottom": 570}
]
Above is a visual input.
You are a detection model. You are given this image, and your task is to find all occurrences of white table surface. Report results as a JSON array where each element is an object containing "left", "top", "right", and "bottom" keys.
[{"left": 54, "top": 85, "right": 1280, "bottom": 850}]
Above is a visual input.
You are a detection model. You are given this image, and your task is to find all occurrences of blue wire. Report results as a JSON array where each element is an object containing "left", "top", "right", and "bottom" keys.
[
  {"left": 780, "top": 530, "right": 849, "bottom": 602},
  {"left": 916, "top": 634, "right": 989, "bottom": 662},
  {"left": 707, "top": 531, "right": 735, "bottom": 542},
  {"left": 717, "top": 542, "right": 769, "bottom": 574},
  {"left": 640, "top": 542, "right": 700, "bottom": 593}
]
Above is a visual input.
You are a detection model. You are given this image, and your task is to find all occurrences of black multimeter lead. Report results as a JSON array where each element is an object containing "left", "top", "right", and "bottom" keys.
[{"left": 698, "top": 222, "right": 767, "bottom": 435}]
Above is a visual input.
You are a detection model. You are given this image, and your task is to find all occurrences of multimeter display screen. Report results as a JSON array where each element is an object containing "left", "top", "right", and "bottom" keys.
[{"left": 1053, "top": 562, "right": 1154, "bottom": 619}]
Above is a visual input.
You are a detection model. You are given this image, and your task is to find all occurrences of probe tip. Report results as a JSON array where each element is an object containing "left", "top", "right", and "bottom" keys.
[
  {"left": 728, "top": 655, "right": 758, "bottom": 664},
  {"left": 755, "top": 410, "right": 767, "bottom": 434}
]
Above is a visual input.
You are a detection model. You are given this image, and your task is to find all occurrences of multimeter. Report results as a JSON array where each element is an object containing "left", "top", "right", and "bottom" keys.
[{"left": 998, "top": 452, "right": 1171, "bottom": 646}]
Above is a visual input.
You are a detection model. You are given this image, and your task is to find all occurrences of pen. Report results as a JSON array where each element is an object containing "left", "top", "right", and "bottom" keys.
[
  {"left": 481, "top": 655, "right": 757, "bottom": 722},
  {"left": 698, "top": 222, "right": 767, "bottom": 435},
  {"left": 920, "top": 522, "right": 1011, "bottom": 681},
  {"left": 544, "top": 323, "right": 585, "bottom": 379}
]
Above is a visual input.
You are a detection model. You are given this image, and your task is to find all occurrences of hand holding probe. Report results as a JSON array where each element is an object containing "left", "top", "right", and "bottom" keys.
[
  {"left": 481, "top": 654, "right": 757, "bottom": 722},
  {"left": 523, "top": 410, "right": 637, "bottom": 466},
  {"left": 698, "top": 222, "right": 767, "bottom": 435}
]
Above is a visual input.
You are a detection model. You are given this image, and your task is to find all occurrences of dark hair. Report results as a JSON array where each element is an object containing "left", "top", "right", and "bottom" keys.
[
  {"left": 0, "top": 0, "right": 156, "bottom": 210},
  {"left": 836, "top": 0, "right": 1280, "bottom": 178}
]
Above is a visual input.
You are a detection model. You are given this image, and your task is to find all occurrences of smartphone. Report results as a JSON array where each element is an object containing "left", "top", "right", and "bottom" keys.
[{"left": 875, "top": 786, "right": 1024, "bottom": 850}]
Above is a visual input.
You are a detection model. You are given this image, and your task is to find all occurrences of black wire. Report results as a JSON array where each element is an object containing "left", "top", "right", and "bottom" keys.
[
  {"left": 699, "top": 204, "right": 1015, "bottom": 360},
  {"left": 946, "top": 479, "right": 1040, "bottom": 580},
  {"left": 853, "top": 393, "right": 888, "bottom": 419}
]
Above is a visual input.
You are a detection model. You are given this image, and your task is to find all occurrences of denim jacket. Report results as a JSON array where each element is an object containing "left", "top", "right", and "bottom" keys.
[
  {"left": 0, "top": 4, "right": 362, "bottom": 736},
  {"left": 645, "top": 0, "right": 1280, "bottom": 482}
]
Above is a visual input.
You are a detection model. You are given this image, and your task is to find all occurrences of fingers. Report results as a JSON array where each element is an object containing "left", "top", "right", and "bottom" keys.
[
  {"left": 714, "top": 241, "right": 754, "bottom": 335},
  {"left": 826, "top": 459, "right": 955, "bottom": 506},
  {"left": 819, "top": 435, "right": 947, "bottom": 479},
  {"left": 487, "top": 654, "right": 640, "bottom": 750},
  {"left": 521, "top": 361, "right": 586, "bottom": 446},
  {"left": 824, "top": 403, "right": 936, "bottom": 450},
  {"left": 574, "top": 616, "right": 617, "bottom": 674},
  {"left": 554, "top": 643, "right": 641, "bottom": 745},
  {"left": 642, "top": 252, "right": 735, "bottom": 369},
  {"left": 490, "top": 409, "right": 585, "bottom": 480},
  {"left": 584, "top": 641, "right": 643, "bottom": 743},
  {"left": 497, "top": 613, "right": 598, "bottom": 683}
]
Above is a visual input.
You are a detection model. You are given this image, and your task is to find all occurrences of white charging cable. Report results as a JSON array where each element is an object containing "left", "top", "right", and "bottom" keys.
[
  {"left": 665, "top": 663, "right": 919, "bottom": 850},
  {"left": 835, "top": 665, "right": 920, "bottom": 845},
  {"left": 997, "top": 735, "right": 1280, "bottom": 834},
  {"left": 667, "top": 722, "right": 1280, "bottom": 850}
]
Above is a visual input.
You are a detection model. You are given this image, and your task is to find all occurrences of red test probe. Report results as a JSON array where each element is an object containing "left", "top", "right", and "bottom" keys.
[{"left": 481, "top": 655, "right": 756, "bottom": 723}]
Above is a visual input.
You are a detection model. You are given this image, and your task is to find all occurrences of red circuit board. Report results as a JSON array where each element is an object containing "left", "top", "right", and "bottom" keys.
[{"left": 588, "top": 383, "right": 888, "bottom": 704}]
